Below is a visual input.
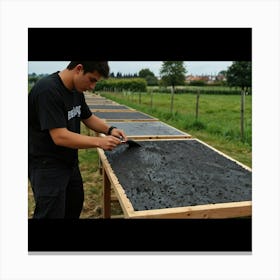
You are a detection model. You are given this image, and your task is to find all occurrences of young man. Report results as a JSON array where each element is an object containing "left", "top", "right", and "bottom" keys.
[{"left": 28, "top": 61, "right": 126, "bottom": 219}]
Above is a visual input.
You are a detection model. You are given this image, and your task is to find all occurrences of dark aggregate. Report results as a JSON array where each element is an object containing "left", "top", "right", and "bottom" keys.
[{"left": 105, "top": 140, "right": 252, "bottom": 211}]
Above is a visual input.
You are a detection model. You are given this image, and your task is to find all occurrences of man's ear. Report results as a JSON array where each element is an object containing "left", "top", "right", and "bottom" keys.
[{"left": 76, "top": 64, "right": 83, "bottom": 73}]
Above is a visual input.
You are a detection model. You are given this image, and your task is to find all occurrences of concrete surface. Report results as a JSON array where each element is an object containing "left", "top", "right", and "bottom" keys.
[
  {"left": 105, "top": 139, "right": 252, "bottom": 211},
  {"left": 107, "top": 121, "right": 190, "bottom": 136},
  {"left": 94, "top": 111, "right": 155, "bottom": 120}
]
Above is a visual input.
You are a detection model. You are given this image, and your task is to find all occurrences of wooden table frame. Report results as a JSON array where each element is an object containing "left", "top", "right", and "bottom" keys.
[
  {"left": 97, "top": 138, "right": 252, "bottom": 219},
  {"left": 104, "top": 121, "right": 192, "bottom": 139},
  {"left": 93, "top": 111, "right": 158, "bottom": 122}
]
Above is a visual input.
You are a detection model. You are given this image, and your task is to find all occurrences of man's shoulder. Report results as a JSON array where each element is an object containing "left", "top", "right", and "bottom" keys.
[
  {"left": 38, "top": 72, "right": 60, "bottom": 87},
  {"left": 30, "top": 72, "right": 60, "bottom": 95}
]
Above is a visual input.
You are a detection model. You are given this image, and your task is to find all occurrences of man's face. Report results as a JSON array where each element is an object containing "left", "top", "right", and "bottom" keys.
[{"left": 74, "top": 66, "right": 102, "bottom": 92}]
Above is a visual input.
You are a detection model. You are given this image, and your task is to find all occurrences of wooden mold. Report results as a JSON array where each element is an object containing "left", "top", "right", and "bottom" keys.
[
  {"left": 97, "top": 138, "right": 252, "bottom": 219},
  {"left": 93, "top": 111, "right": 158, "bottom": 122},
  {"left": 104, "top": 121, "right": 192, "bottom": 139}
]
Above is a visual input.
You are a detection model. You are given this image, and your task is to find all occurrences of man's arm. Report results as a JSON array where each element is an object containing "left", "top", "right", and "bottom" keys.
[
  {"left": 82, "top": 114, "right": 110, "bottom": 135},
  {"left": 49, "top": 127, "right": 121, "bottom": 150},
  {"left": 82, "top": 114, "right": 127, "bottom": 140}
]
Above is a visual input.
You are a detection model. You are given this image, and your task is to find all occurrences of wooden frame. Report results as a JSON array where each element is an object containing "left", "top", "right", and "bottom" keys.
[
  {"left": 91, "top": 109, "right": 136, "bottom": 113},
  {"left": 93, "top": 111, "right": 158, "bottom": 122},
  {"left": 88, "top": 104, "right": 136, "bottom": 110},
  {"left": 96, "top": 122, "right": 191, "bottom": 175},
  {"left": 86, "top": 101, "right": 118, "bottom": 105},
  {"left": 97, "top": 138, "right": 252, "bottom": 219},
  {"left": 103, "top": 121, "right": 192, "bottom": 139}
]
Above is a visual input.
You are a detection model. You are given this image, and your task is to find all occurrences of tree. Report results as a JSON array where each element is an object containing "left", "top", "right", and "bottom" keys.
[
  {"left": 28, "top": 73, "right": 39, "bottom": 84},
  {"left": 218, "top": 70, "right": 227, "bottom": 76},
  {"left": 226, "top": 61, "right": 251, "bottom": 92},
  {"left": 159, "top": 61, "right": 187, "bottom": 114},
  {"left": 116, "top": 72, "right": 122, "bottom": 78},
  {"left": 28, "top": 73, "right": 47, "bottom": 85},
  {"left": 145, "top": 75, "right": 158, "bottom": 86},
  {"left": 139, "top": 68, "right": 154, "bottom": 78},
  {"left": 139, "top": 68, "right": 158, "bottom": 86},
  {"left": 226, "top": 61, "right": 252, "bottom": 141}
]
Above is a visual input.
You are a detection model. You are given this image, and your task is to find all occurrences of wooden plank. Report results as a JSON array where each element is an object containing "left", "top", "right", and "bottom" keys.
[
  {"left": 194, "top": 138, "right": 252, "bottom": 172},
  {"left": 86, "top": 101, "right": 118, "bottom": 105},
  {"left": 102, "top": 166, "right": 111, "bottom": 218},
  {"left": 114, "top": 134, "right": 191, "bottom": 139},
  {"left": 93, "top": 111, "right": 158, "bottom": 122},
  {"left": 102, "top": 118, "right": 158, "bottom": 122},
  {"left": 98, "top": 157, "right": 103, "bottom": 175},
  {"left": 97, "top": 133, "right": 191, "bottom": 140},
  {"left": 97, "top": 137, "right": 252, "bottom": 219},
  {"left": 91, "top": 109, "right": 136, "bottom": 113},
  {"left": 88, "top": 105, "right": 135, "bottom": 110},
  {"left": 97, "top": 148, "right": 135, "bottom": 218},
  {"left": 127, "top": 201, "right": 252, "bottom": 219},
  {"left": 104, "top": 121, "right": 192, "bottom": 139}
]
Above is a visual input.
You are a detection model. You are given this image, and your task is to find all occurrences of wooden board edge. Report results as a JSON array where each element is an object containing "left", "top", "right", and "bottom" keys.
[
  {"left": 97, "top": 148, "right": 135, "bottom": 218},
  {"left": 193, "top": 138, "right": 252, "bottom": 172},
  {"left": 127, "top": 201, "right": 252, "bottom": 219},
  {"left": 91, "top": 109, "right": 136, "bottom": 112}
]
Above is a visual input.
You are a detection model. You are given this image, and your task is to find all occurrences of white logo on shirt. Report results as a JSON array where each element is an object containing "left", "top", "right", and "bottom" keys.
[{"left": 68, "top": 105, "right": 81, "bottom": 120}]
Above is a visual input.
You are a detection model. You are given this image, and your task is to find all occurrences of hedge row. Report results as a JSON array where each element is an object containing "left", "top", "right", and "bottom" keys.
[
  {"left": 148, "top": 86, "right": 250, "bottom": 95},
  {"left": 95, "top": 78, "right": 147, "bottom": 92}
]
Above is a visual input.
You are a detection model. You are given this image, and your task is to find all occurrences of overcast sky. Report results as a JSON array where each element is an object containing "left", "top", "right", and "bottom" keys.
[{"left": 28, "top": 61, "right": 232, "bottom": 76}]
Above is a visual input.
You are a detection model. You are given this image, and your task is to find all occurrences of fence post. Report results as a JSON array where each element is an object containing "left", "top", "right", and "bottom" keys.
[
  {"left": 195, "top": 90, "right": 200, "bottom": 121},
  {"left": 240, "top": 89, "right": 245, "bottom": 141},
  {"left": 170, "top": 86, "right": 174, "bottom": 114}
]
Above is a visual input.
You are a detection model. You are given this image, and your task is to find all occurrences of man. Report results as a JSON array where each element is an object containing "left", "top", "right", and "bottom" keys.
[{"left": 28, "top": 61, "right": 126, "bottom": 219}]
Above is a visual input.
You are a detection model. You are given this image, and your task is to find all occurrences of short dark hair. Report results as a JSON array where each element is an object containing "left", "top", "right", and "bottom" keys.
[{"left": 67, "top": 61, "right": 110, "bottom": 78}]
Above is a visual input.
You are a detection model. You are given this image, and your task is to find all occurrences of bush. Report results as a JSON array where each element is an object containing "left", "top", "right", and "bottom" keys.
[
  {"left": 189, "top": 80, "right": 207, "bottom": 86},
  {"left": 95, "top": 78, "right": 147, "bottom": 92}
]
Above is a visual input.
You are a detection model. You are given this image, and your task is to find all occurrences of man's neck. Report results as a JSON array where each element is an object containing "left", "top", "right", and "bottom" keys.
[{"left": 58, "top": 69, "right": 74, "bottom": 91}]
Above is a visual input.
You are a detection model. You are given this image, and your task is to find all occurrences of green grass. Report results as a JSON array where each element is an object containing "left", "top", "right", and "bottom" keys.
[{"left": 99, "top": 91, "right": 252, "bottom": 167}]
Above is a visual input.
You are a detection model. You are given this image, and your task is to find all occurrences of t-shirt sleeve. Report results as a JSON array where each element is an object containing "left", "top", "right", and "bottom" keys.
[
  {"left": 37, "top": 89, "right": 67, "bottom": 130},
  {"left": 80, "top": 93, "right": 92, "bottom": 120}
]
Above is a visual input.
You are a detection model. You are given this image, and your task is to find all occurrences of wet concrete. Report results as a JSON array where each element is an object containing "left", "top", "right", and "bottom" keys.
[
  {"left": 105, "top": 140, "right": 252, "bottom": 211},
  {"left": 88, "top": 105, "right": 130, "bottom": 110},
  {"left": 107, "top": 121, "right": 190, "bottom": 136},
  {"left": 94, "top": 111, "right": 156, "bottom": 120}
]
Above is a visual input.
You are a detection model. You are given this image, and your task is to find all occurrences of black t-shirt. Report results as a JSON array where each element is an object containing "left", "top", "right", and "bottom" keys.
[{"left": 28, "top": 71, "right": 92, "bottom": 167}]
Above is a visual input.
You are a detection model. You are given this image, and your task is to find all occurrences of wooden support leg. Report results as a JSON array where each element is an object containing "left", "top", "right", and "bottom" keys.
[
  {"left": 99, "top": 157, "right": 103, "bottom": 175},
  {"left": 102, "top": 167, "right": 111, "bottom": 218}
]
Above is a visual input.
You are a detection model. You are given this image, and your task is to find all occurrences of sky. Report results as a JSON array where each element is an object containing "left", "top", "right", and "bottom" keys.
[{"left": 28, "top": 61, "right": 233, "bottom": 76}]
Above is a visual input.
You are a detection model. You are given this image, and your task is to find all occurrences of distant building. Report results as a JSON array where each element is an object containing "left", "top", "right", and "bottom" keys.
[{"left": 185, "top": 74, "right": 226, "bottom": 84}]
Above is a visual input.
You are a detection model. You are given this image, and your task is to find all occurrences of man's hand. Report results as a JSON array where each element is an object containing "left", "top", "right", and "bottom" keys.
[
  {"left": 97, "top": 135, "right": 122, "bottom": 151},
  {"left": 111, "top": 128, "right": 128, "bottom": 142}
]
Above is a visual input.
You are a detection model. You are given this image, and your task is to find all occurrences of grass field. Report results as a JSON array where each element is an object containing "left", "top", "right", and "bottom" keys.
[
  {"left": 100, "top": 91, "right": 252, "bottom": 167},
  {"left": 28, "top": 91, "right": 252, "bottom": 218}
]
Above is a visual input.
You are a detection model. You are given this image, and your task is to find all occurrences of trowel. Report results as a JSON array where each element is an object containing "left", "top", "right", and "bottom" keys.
[{"left": 119, "top": 136, "right": 141, "bottom": 148}]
